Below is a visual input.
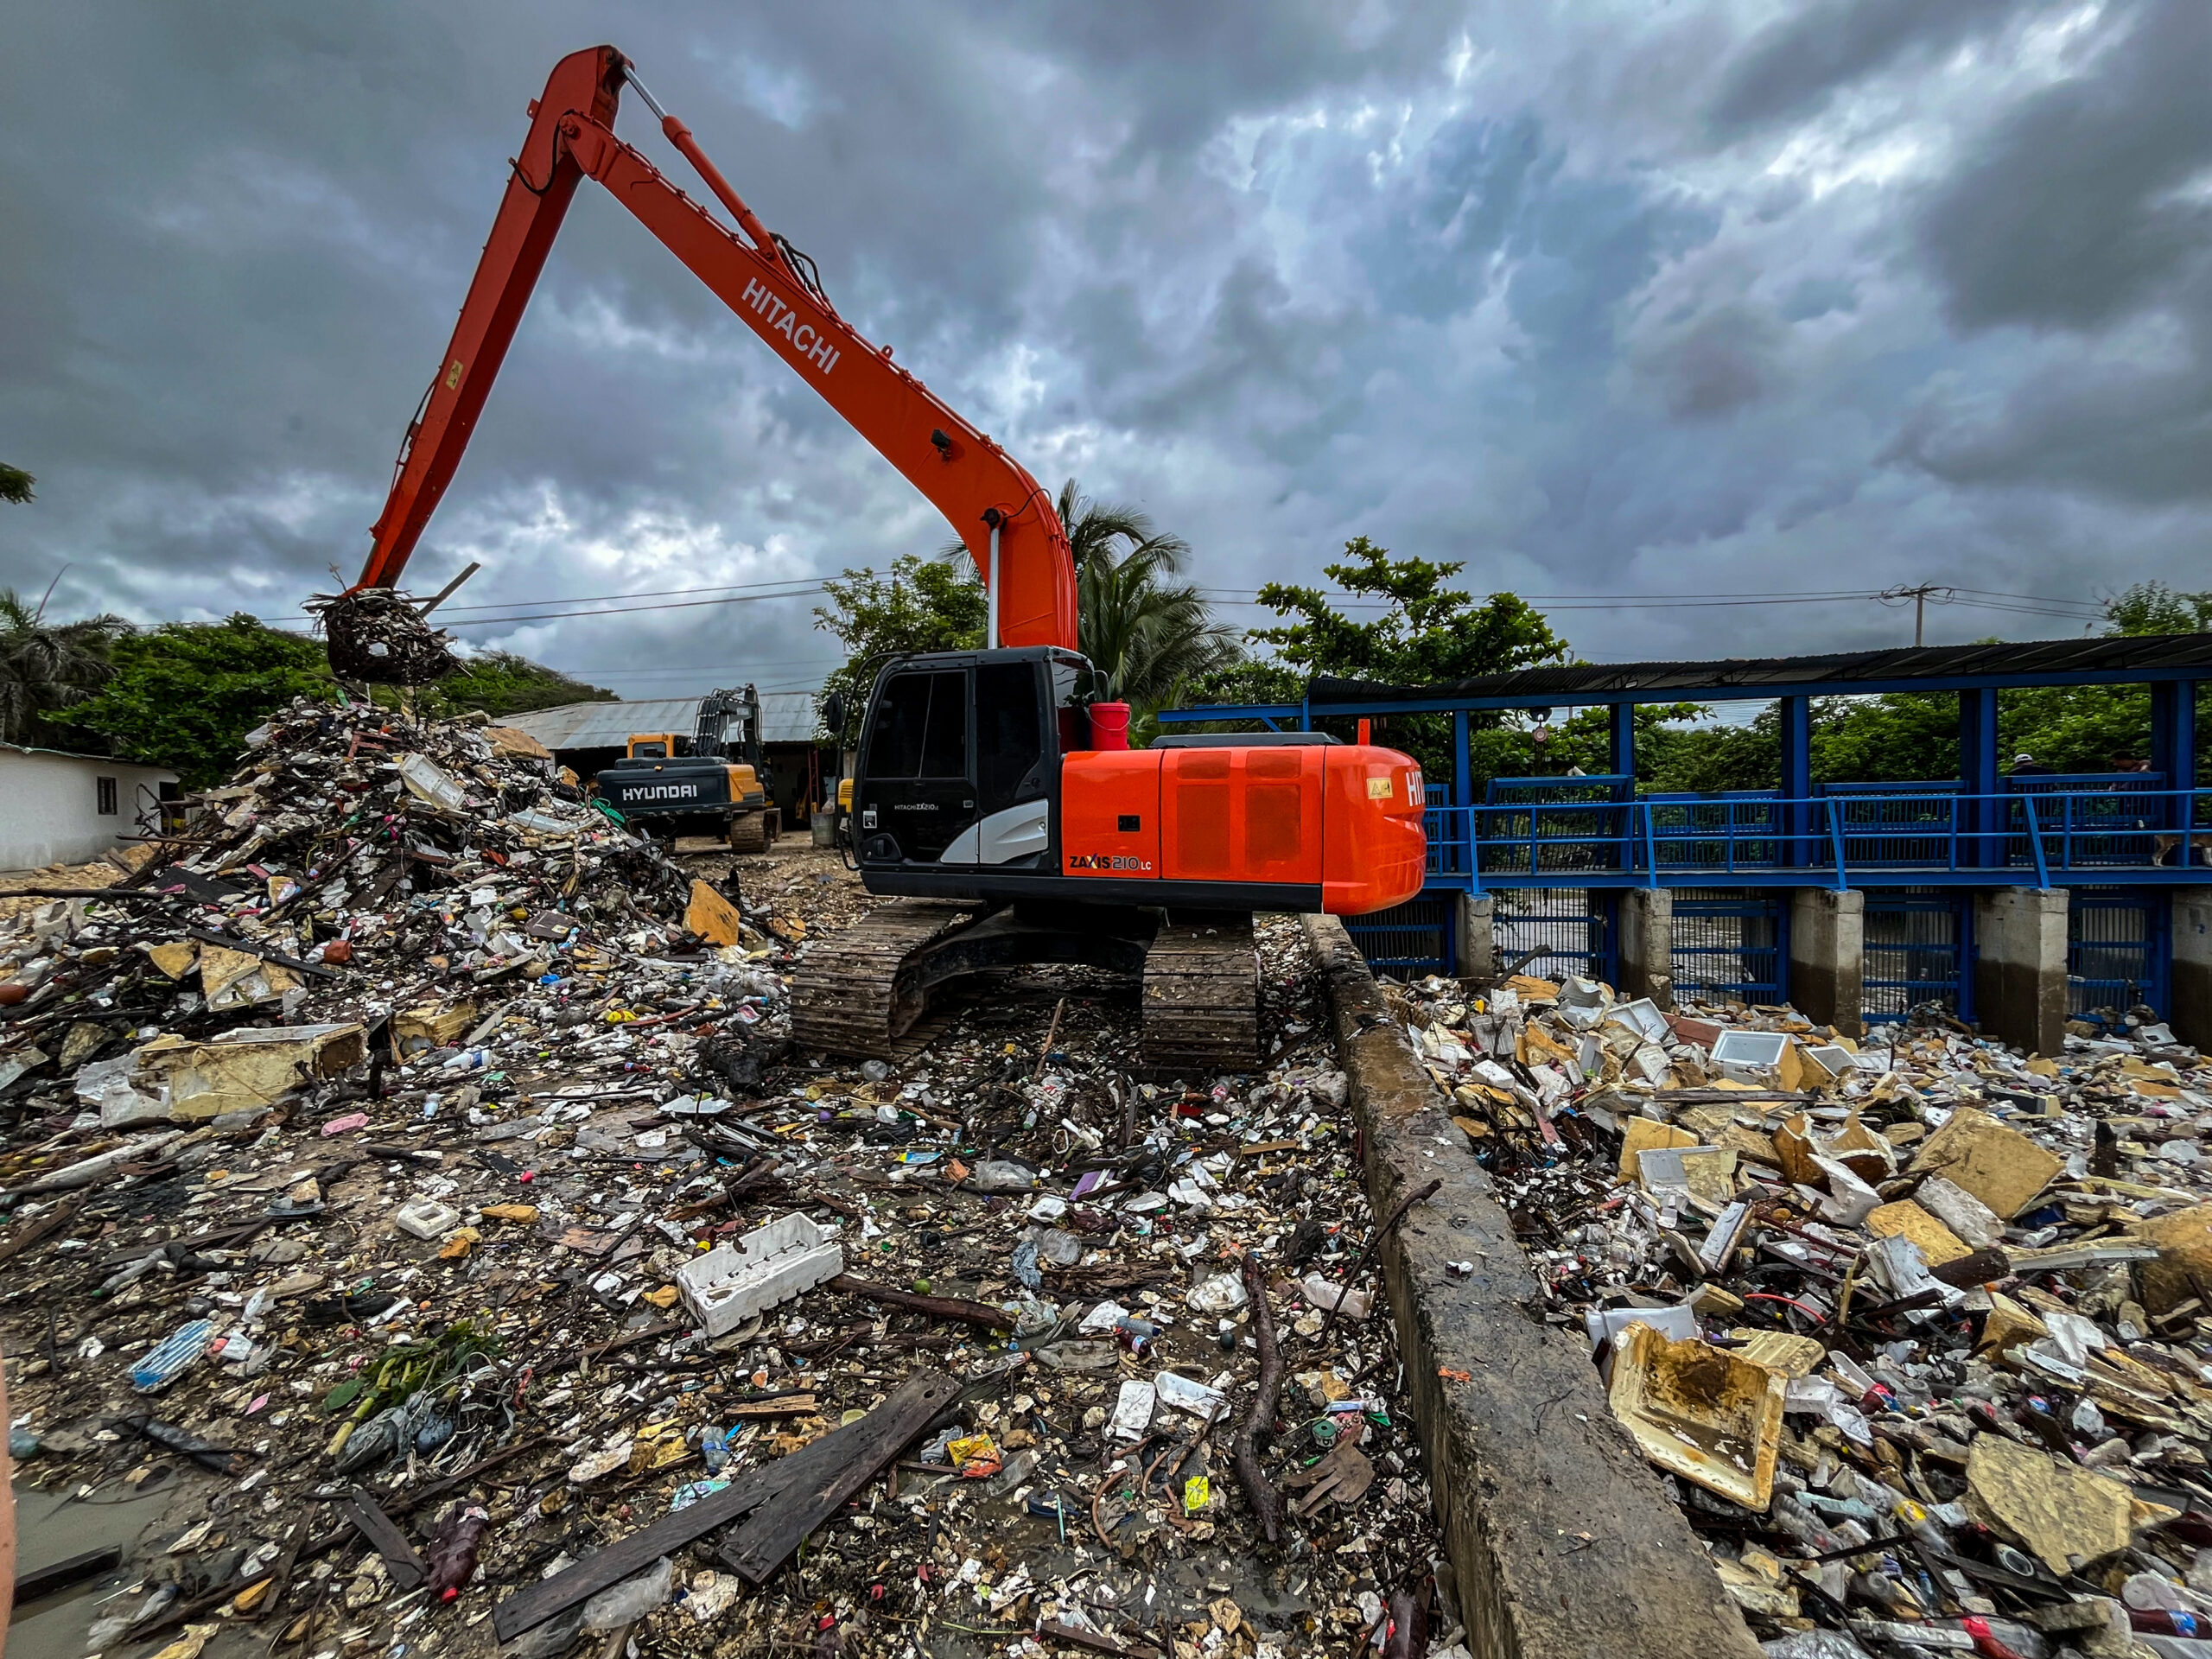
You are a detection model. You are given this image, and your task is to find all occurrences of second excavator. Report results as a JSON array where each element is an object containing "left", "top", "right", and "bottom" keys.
[{"left": 344, "top": 45, "right": 1427, "bottom": 1072}]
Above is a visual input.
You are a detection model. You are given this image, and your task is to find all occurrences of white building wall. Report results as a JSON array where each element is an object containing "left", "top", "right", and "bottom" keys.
[{"left": 0, "top": 749, "right": 179, "bottom": 872}]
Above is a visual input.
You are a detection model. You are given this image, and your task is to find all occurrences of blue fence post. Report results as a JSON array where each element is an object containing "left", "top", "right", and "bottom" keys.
[
  {"left": 2153, "top": 680, "right": 2196, "bottom": 836},
  {"left": 1640, "top": 802, "right": 1659, "bottom": 889},
  {"left": 1827, "top": 798, "right": 1849, "bottom": 892},
  {"left": 1960, "top": 686, "right": 2000, "bottom": 867},
  {"left": 1780, "top": 695, "right": 1812, "bottom": 870}
]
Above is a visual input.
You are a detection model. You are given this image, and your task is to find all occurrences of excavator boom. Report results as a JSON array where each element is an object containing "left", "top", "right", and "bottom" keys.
[{"left": 356, "top": 45, "right": 1077, "bottom": 652}]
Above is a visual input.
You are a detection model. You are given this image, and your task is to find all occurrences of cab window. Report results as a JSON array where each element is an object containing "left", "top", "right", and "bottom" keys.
[{"left": 868, "top": 670, "right": 969, "bottom": 779}]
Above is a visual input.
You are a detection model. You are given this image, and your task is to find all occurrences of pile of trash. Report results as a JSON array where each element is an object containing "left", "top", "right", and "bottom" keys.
[
  {"left": 1391, "top": 967, "right": 2212, "bottom": 1656},
  {"left": 0, "top": 702, "right": 1459, "bottom": 1659}
]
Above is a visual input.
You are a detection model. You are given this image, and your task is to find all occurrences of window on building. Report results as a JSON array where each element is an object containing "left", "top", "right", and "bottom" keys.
[{"left": 96, "top": 776, "right": 118, "bottom": 816}]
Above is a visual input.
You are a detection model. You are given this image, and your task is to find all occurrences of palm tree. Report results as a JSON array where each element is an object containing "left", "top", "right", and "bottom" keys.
[
  {"left": 939, "top": 477, "right": 1239, "bottom": 720},
  {"left": 0, "top": 587, "right": 129, "bottom": 747}
]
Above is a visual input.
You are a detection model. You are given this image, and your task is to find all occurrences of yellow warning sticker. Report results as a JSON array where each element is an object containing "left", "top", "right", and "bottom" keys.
[
  {"left": 1366, "top": 776, "right": 1394, "bottom": 799},
  {"left": 445, "top": 359, "right": 465, "bottom": 389}
]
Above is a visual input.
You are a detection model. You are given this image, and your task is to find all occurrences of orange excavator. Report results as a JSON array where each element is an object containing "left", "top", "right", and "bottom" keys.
[{"left": 350, "top": 45, "right": 1426, "bottom": 1071}]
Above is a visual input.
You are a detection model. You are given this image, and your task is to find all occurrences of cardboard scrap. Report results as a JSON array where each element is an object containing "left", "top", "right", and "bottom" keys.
[
  {"left": 2129, "top": 1202, "right": 2212, "bottom": 1315},
  {"left": 200, "top": 944, "right": 301, "bottom": 1012},
  {"left": 1865, "top": 1199, "right": 1971, "bottom": 1267},
  {"left": 142, "top": 940, "right": 200, "bottom": 979},
  {"left": 132, "top": 1023, "right": 366, "bottom": 1120},
  {"left": 1963, "top": 1433, "right": 2155, "bottom": 1576},
  {"left": 1909, "top": 1107, "right": 2063, "bottom": 1218},
  {"left": 1618, "top": 1117, "right": 1700, "bottom": 1182}
]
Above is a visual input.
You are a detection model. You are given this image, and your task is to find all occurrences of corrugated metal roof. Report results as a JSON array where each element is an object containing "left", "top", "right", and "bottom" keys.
[
  {"left": 1308, "top": 631, "right": 2212, "bottom": 706},
  {"left": 503, "top": 700, "right": 702, "bottom": 750},
  {"left": 505, "top": 692, "right": 823, "bottom": 751}
]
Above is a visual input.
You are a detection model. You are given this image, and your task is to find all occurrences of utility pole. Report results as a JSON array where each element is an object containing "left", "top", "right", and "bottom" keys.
[{"left": 1878, "top": 582, "right": 1954, "bottom": 647}]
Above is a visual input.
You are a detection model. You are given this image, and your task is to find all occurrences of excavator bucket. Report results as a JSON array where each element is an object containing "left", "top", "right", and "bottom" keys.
[{"left": 315, "top": 588, "right": 461, "bottom": 685}]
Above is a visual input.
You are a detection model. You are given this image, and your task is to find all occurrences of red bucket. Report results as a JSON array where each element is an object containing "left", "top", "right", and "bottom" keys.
[{"left": 1090, "top": 702, "right": 1130, "bottom": 750}]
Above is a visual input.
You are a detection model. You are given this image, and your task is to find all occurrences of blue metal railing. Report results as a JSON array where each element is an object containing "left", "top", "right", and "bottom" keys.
[{"left": 1421, "top": 787, "right": 2212, "bottom": 891}]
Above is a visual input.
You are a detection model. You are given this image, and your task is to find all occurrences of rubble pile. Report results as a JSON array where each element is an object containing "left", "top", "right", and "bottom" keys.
[
  {"left": 0, "top": 702, "right": 1457, "bottom": 1659},
  {"left": 1392, "top": 967, "right": 2212, "bottom": 1656}
]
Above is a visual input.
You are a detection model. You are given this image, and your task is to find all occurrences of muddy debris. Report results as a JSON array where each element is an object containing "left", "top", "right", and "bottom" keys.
[
  {"left": 1390, "top": 963, "right": 2212, "bottom": 1655},
  {"left": 0, "top": 703, "right": 1465, "bottom": 1658}
]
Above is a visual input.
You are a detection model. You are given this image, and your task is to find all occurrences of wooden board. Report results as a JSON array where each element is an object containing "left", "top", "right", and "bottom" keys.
[{"left": 491, "top": 1368, "right": 958, "bottom": 1642}]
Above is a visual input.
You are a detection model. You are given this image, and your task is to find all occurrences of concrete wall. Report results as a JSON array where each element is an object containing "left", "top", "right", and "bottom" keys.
[
  {"left": 1974, "top": 887, "right": 2070, "bottom": 1054},
  {"left": 2174, "top": 889, "right": 2212, "bottom": 1050},
  {"left": 1617, "top": 887, "right": 1675, "bottom": 1007},
  {"left": 0, "top": 750, "right": 176, "bottom": 873},
  {"left": 1303, "top": 913, "right": 1762, "bottom": 1659},
  {"left": 1789, "top": 888, "right": 1866, "bottom": 1037}
]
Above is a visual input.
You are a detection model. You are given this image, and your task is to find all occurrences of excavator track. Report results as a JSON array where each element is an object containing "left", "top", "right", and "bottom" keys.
[
  {"left": 793, "top": 903, "right": 1260, "bottom": 1076},
  {"left": 789, "top": 900, "right": 978, "bottom": 1058},
  {"left": 1139, "top": 916, "right": 1259, "bottom": 1080},
  {"left": 727, "top": 812, "right": 769, "bottom": 855}
]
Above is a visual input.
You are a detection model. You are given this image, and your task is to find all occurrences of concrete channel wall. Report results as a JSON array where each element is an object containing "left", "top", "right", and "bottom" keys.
[{"left": 1300, "top": 912, "right": 1760, "bottom": 1659}]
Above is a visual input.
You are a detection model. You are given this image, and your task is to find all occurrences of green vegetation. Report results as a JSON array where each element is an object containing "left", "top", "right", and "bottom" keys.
[
  {"left": 0, "top": 587, "right": 129, "bottom": 748},
  {"left": 0, "top": 464, "right": 33, "bottom": 505},
  {"left": 812, "top": 554, "right": 987, "bottom": 741},
  {"left": 67, "top": 614, "right": 337, "bottom": 787},
  {"left": 417, "top": 652, "right": 613, "bottom": 721},
  {"left": 1201, "top": 536, "right": 1571, "bottom": 781}
]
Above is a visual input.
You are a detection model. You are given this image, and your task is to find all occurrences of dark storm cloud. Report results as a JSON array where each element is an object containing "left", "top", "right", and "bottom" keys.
[
  {"left": 1706, "top": 0, "right": 2020, "bottom": 140},
  {"left": 2, "top": 1, "right": 2209, "bottom": 693},
  {"left": 1892, "top": 0, "right": 2212, "bottom": 505}
]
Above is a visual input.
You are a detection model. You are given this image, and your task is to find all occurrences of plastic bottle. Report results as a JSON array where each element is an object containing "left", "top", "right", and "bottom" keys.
[{"left": 423, "top": 1504, "right": 491, "bottom": 1603}]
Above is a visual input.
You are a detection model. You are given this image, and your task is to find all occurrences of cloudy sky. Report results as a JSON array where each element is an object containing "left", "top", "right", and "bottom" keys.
[{"left": 2, "top": 1, "right": 2207, "bottom": 701}]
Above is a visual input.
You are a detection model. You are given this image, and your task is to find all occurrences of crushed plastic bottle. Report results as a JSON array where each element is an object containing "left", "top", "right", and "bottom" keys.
[{"left": 582, "top": 1555, "right": 675, "bottom": 1630}]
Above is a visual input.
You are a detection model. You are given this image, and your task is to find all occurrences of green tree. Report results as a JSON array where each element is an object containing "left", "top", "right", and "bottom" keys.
[
  {"left": 68, "top": 615, "right": 335, "bottom": 787},
  {"left": 423, "top": 652, "right": 614, "bottom": 720},
  {"left": 0, "top": 465, "right": 32, "bottom": 505},
  {"left": 2104, "top": 581, "right": 2212, "bottom": 637},
  {"left": 1075, "top": 540, "right": 1238, "bottom": 734},
  {"left": 1243, "top": 537, "right": 1570, "bottom": 783},
  {"left": 0, "top": 588, "right": 129, "bottom": 747},
  {"left": 812, "top": 555, "right": 986, "bottom": 741}
]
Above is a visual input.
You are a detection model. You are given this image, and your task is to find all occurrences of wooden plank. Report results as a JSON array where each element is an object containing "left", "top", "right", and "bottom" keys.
[
  {"left": 14, "top": 1546, "right": 123, "bottom": 1604},
  {"left": 717, "top": 1367, "right": 954, "bottom": 1582},
  {"left": 492, "top": 1368, "right": 958, "bottom": 1642},
  {"left": 346, "top": 1489, "right": 425, "bottom": 1590}
]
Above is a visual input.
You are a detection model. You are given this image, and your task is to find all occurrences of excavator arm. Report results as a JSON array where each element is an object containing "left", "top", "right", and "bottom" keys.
[{"left": 357, "top": 44, "right": 1077, "bottom": 652}]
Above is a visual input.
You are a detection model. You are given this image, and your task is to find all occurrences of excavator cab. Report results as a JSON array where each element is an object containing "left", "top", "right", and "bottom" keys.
[{"left": 851, "top": 646, "right": 1427, "bottom": 916}]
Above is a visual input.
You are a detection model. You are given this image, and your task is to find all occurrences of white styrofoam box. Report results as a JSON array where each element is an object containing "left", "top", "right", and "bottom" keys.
[
  {"left": 396, "top": 1198, "right": 461, "bottom": 1240},
  {"left": 677, "top": 1211, "right": 845, "bottom": 1336},
  {"left": 1708, "top": 1030, "right": 1789, "bottom": 1068}
]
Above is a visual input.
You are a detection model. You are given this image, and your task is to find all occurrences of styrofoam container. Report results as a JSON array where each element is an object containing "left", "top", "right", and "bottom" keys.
[
  {"left": 677, "top": 1211, "right": 844, "bottom": 1337},
  {"left": 1708, "top": 1030, "right": 1789, "bottom": 1068},
  {"left": 396, "top": 1198, "right": 461, "bottom": 1240}
]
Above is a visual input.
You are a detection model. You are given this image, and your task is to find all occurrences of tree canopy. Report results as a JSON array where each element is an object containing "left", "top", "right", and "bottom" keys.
[
  {"left": 419, "top": 652, "right": 614, "bottom": 721},
  {"left": 812, "top": 555, "right": 986, "bottom": 741},
  {"left": 67, "top": 615, "right": 337, "bottom": 787},
  {"left": 0, "top": 464, "right": 32, "bottom": 505},
  {"left": 0, "top": 587, "right": 129, "bottom": 748}
]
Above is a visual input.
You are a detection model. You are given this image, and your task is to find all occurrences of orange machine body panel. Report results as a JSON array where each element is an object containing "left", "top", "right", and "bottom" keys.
[
  {"left": 1060, "top": 749, "right": 1162, "bottom": 878},
  {"left": 1320, "top": 747, "right": 1427, "bottom": 915},
  {"left": 1057, "top": 742, "right": 1423, "bottom": 915}
]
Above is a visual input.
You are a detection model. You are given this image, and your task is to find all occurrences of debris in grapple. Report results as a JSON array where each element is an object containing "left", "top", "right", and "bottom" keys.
[{"left": 311, "top": 585, "right": 462, "bottom": 684}]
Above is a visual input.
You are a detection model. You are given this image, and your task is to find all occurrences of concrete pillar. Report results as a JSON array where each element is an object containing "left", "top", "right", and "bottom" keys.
[
  {"left": 1973, "top": 887, "right": 2069, "bottom": 1055},
  {"left": 1454, "top": 892, "right": 1494, "bottom": 982},
  {"left": 2172, "top": 890, "right": 2212, "bottom": 1050},
  {"left": 1788, "top": 889, "right": 1866, "bottom": 1038},
  {"left": 1618, "top": 888, "right": 1675, "bottom": 1009}
]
